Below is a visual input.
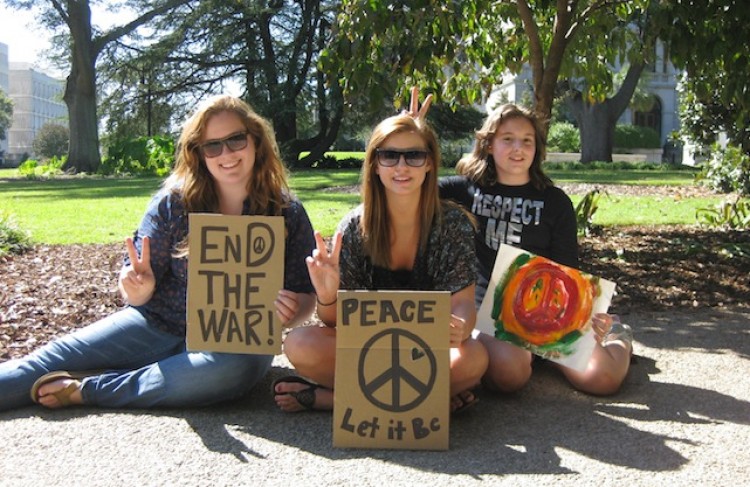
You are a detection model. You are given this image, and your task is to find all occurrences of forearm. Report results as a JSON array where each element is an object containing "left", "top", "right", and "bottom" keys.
[
  {"left": 315, "top": 294, "right": 338, "bottom": 327},
  {"left": 451, "top": 285, "right": 477, "bottom": 342}
]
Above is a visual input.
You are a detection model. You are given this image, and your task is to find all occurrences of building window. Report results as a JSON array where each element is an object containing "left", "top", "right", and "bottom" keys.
[{"left": 634, "top": 96, "right": 662, "bottom": 139}]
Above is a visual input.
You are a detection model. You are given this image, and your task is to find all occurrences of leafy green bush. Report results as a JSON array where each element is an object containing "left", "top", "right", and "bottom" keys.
[
  {"left": 696, "top": 197, "right": 750, "bottom": 229},
  {"left": 0, "top": 211, "right": 33, "bottom": 257},
  {"left": 547, "top": 122, "right": 580, "bottom": 152},
  {"left": 614, "top": 125, "right": 661, "bottom": 149},
  {"left": 575, "top": 189, "right": 604, "bottom": 236},
  {"left": 696, "top": 144, "right": 750, "bottom": 195},
  {"left": 311, "top": 155, "right": 361, "bottom": 169},
  {"left": 545, "top": 160, "right": 693, "bottom": 171},
  {"left": 16, "top": 156, "right": 65, "bottom": 179},
  {"left": 100, "top": 136, "right": 175, "bottom": 176},
  {"left": 32, "top": 123, "right": 69, "bottom": 159}
]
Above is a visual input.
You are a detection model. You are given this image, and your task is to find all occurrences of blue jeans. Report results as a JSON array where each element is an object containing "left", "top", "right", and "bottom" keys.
[{"left": 0, "top": 307, "right": 272, "bottom": 411}]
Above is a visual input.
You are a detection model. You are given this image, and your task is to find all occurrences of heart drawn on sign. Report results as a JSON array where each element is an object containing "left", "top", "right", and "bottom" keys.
[{"left": 411, "top": 347, "right": 426, "bottom": 360}]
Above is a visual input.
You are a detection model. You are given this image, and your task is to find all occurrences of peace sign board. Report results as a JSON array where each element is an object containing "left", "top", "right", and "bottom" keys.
[
  {"left": 333, "top": 290, "right": 451, "bottom": 450},
  {"left": 477, "top": 244, "right": 616, "bottom": 372},
  {"left": 186, "top": 214, "right": 284, "bottom": 355}
]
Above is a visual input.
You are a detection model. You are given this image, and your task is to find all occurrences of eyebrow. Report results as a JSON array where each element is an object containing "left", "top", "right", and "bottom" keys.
[
  {"left": 202, "top": 131, "right": 246, "bottom": 144},
  {"left": 379, "top": 147, "right": 427, "bottom": 151}
]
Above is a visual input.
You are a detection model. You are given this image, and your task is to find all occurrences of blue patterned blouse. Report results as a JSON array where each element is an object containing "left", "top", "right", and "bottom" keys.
[{"left": 126, "top": 188, "right": 315, "bottom": 336}]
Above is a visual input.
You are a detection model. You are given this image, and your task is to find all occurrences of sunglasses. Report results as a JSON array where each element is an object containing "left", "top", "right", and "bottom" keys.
[
  {"left": 375, "top": 149, "right": 429, "bottom": 167},
  {"left": 198, "top": 132, "right": 249, "bottom": 158}
]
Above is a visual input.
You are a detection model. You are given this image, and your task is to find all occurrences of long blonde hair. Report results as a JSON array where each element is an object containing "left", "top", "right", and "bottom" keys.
[
  {"left": 456, "top": 104, "right": 552, "bottom": 190},
  {"left": 166, "top": 94, "right": 290, "bottom": 214},
  {"left": 361, "top": 114, "right": 441, "bottom": 267}
]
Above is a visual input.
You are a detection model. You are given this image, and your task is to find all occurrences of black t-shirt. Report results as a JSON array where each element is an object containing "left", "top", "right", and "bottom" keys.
[{"left": 439, "top": 175, "right": 578, "bottom": 305}]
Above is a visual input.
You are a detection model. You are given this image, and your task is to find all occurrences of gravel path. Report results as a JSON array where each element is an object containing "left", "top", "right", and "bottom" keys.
[{"left": 1, "top": 306, "right": 748, "bottom": 486}]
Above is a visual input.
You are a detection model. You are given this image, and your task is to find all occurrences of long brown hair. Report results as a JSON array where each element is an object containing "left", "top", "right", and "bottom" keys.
[
  {"left": 456, "top": 104, "right": 552, "bottom": 190},
  {"left": 361, "top": 114, "right": 441, "bottom": 268},
  {"left": 165, "top": 94, "right": 290, "bottom": 214}
]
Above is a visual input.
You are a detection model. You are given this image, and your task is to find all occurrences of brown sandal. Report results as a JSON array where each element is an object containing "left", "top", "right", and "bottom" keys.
[{"left": 30, "top": 370, "right": 103, "bottom": 406}]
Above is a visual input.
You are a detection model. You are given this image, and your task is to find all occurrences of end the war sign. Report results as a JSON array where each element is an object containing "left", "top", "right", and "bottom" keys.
[
  {"left": 333, "top": 291, "right": 451, "bottom": 450},
  {"left": 186, "top": 214, "right": 284, "bottom": 355}
]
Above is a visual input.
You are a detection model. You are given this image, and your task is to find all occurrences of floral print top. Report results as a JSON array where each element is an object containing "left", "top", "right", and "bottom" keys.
[{"left": 337, "top": 203, "right": 476, "bottom": 293}]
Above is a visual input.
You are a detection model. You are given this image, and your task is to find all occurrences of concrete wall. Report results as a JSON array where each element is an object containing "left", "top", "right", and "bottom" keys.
[{"left": 546, "top": 149, "right": 664, "bottom": 164}]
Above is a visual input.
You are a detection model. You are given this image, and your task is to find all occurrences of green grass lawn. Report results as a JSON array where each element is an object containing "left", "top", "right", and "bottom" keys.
[
  {"left": 547, "top": 168, "right": 699, "bottom": 186},
  {"left": 0, "top": 167, "right": 722, "bottom": 245}
]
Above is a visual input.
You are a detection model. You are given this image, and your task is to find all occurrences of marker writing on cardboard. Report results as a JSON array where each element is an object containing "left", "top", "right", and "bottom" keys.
[
  {"left": 340, "top": 408, "right": 441, "bottom": 441},
  {"left": 196, "top": 223, "right": 276, "bottom": 346},
  {"left": 340, "top": 298, "right": 438, "bottom": 326}
]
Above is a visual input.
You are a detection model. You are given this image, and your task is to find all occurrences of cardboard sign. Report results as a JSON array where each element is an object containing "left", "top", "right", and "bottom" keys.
[
  {"left": 186, "top": 214, "right": 284, "bottom": 355},
  {"left": 333, "top": 290, "right": 451, "bottom": 450},
  {"left": 477, "top": 244, "right": 616, "bottom": 372}
]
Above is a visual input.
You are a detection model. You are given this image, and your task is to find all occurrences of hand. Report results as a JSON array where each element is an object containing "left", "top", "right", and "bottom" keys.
[
  {"left": 305, "top": 231, "right": 342, "bottom": 305},
  {"left": 592, "top": 313, "right": 619, "bottom": 344},
  {"left": 403, "top": 86, "right": 433, "bottom": 122},
  {"left": 449, "top": 314, "right": 468, "bottom": 347},
  {"left": 119, "top": 236, "right": 156, "bottom": 305},
  {"left": 274, "top": 289, "right": 300, "bottom": 326}
]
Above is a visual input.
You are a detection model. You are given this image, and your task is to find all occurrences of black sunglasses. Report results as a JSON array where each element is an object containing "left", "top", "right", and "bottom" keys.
[
  {"left": 199, "top": 132, "right": 249, "bottom": 158},
  {"left": 375, "top": 149, "right": 429, "bottom": 167}
]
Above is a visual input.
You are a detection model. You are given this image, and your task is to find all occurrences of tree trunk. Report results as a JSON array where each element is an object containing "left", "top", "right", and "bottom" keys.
[
  {"left": 574, "top": 101, "right": 615, "bottom": 163},
  {"left": 63, "top": 59, "right": 100, "bottom": 173},
  {"left": 570, "top": 62, "right": 646, "bottom": 163},
  {"left": 62, "top": 2, "right": 101, "bottom": 174}
]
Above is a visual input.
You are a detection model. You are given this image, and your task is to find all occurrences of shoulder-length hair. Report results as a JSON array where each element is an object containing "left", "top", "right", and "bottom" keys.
[
  {"left": 165, "top": 94, "right": 290, "bottom": 215},
  {"left": 361, "top": 114, "right": 441, "bottom": 268},
  {"left": 456, "top": 104, "right": 552, "bottom": 190}
]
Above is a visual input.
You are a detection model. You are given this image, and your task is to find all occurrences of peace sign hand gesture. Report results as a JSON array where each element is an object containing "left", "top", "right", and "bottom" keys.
[
  {"left": 403, "top": 86, "right": 433, "bottom": 122},
  {"left": 305, "top": 231, "right": 342, "bottom": 307},
  {"left": 119, "top": 236, "right": 156, "bottom": 306}
]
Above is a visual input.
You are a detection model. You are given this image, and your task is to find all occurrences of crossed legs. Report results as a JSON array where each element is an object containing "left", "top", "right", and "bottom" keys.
[{"left": 277, "top": 324, "right": 489, "bottom": 412}]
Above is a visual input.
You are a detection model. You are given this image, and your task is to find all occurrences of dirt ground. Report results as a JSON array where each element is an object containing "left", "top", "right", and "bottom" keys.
[{"left": 1, "top": 184, "right": 748, "bottom": 361}]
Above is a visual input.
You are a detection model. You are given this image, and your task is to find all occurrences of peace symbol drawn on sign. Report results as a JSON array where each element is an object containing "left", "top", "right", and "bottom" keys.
[{"left": 357, "top": 329, "right": 437, "bottom": 413}]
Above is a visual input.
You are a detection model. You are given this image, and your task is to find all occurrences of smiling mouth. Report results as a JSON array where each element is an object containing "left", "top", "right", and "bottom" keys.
[{"left": 220, "top": 160, "right": 240, "bottom": 169}]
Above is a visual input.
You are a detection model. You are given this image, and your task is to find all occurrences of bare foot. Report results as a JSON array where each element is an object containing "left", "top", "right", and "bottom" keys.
[
  {"left": 37, "top": 378, "right": 83, "bottom": 408},
  {"left": 273, "top": 380, "right": 333, "bottom": 412}
]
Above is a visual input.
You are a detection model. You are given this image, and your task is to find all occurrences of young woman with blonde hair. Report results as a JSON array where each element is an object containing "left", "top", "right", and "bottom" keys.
[{"left": 274, "top": 113, "right": 488, "bottom": 413}]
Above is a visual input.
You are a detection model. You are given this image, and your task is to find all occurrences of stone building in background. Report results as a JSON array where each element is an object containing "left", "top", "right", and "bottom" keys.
[
  {"left": 0, "top": 42, "right": 67, "bottom": 165},
  {"left": 488, "top": 40, "right": 680, "bottom": 148},
  {"left": 0, "top": 43, "right": 9, "bottom": 161}
]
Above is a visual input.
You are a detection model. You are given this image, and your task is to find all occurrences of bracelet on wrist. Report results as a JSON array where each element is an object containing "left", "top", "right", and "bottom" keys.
[{"left": 316, "top": 295, "right": 337, "bottom": 306}]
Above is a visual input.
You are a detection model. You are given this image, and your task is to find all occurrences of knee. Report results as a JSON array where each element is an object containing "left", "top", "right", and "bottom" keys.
[
  {"left": 283, "top": 326, "right": 330, "bottom": 369},
  {"left": 451, "top": 339, "right": 489, "bottom": 382},
  {"left": 570, "top": 370, "right": 624, "bottom": 396},
  {"left": 484, "top": 347, "right": 532, "bottom": 393}
]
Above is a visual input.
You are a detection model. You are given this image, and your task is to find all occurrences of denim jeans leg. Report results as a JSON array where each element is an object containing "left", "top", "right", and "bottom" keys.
[
  {"left": 84, "top": 350, "right": 273, "bottom": 408},
  {"left": 0, "top": 307, "right": 183, "bottom": 411}
]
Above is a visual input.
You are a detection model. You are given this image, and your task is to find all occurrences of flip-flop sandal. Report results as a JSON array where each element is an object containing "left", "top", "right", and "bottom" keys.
[
  {"left": 30, "top": 370, "right": 104, "bottom": 406},
  {"left": 451, "top": 389, "right": 479, "bottom": 416},
  {"left": 271, "top": 375, "right": 320, "bottom": 411}
]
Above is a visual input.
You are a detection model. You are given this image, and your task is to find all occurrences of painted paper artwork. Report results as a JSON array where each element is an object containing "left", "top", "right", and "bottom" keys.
[{"left": 476, "top": 244, "right": 616, "bottom": 372}]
